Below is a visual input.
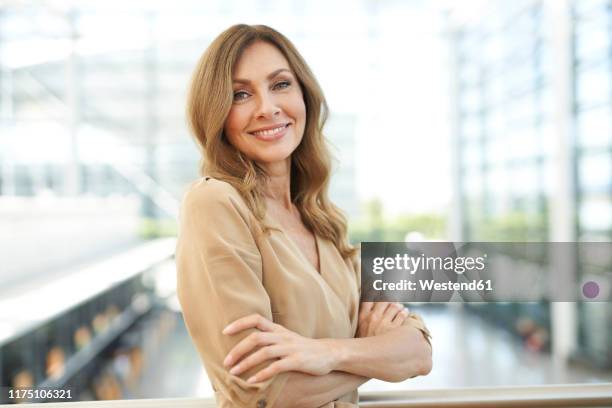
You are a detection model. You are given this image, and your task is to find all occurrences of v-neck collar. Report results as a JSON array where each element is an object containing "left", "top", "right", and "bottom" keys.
[
  {"left": 264, "top": 211, "right": 322, "bottom": 275},
  {"left": 288, "top": 231, "right": 322, "bottom": 275},
  {"left": 265, "top": 211, "right": 356, "bottom": 330}
]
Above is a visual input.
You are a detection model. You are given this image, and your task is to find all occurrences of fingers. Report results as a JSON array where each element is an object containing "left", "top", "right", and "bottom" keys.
[
  {"left": 360, "top": 302, "right": 374, "bottom": 313},
  {"left": 223, "top": 331, "right": 278, "bottom": 367},
  {"left": 371, "top": 303, "right": 410, "bottom": 334},
  {"left": 221, "top": 316, "right": 307, "bottom": 383},
  {"left": 229, "top": 345, "right": 283, "bottom": 376},
  {"left": 365, "top": 302, "right": 390, "bottom": 336},
  {"left": 359, "top": 302, "right": 414, "bottom": 336},
  {"left": 247, "top": 358, "right": 295, "bottom": 383},
  {"left": 381, "top": 302, "right": 404, "bottom": 326},
  {"left": 223, "top": 313, "right": 276, "bottom": 335},
  {"left": 391, "top": 308, "right": 410, "bottom": 328},
  {"left": 370, "top": 302, "right": 391, "bottom": 324}
]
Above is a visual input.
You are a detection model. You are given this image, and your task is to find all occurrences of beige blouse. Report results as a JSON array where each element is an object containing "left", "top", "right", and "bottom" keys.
[{"left": 175, "top": 177, "right": 431, "bottom": 408}]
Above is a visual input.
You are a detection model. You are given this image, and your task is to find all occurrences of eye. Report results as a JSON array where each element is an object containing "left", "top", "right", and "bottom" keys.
[
  {"left": 233, "top": 90, "right": 250, "bottom": 102},
  {"left": 273, "top": 80, "right": 291, "bottom": 90}
]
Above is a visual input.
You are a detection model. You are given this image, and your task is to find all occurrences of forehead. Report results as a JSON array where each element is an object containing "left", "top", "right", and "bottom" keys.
[{"left": 233, "top": 41, "right": 291, "bottom": 79}]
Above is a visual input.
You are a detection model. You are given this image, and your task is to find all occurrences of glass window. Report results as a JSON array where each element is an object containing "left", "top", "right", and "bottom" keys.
[
  {"left": 487, "top": 189, "right": 509, "bottom": 217},
  {"left": 461, "top": 88, "right": 481, "bottom": 114},
  {"left": 487, "top": 77, "right": 506, "bottom": 107},
  {"left": 538, "top": 85, "right": 555, "bottom": 121},
  {"left": 508, "top": 128, "right": 539, "bottom": 161},
  {"left": 540, "top": 122, "right": 556, "bottom": 160},
  {"left": 504, "top": 98, "right": 531, "bottom": 129},
  {"left": 510, "top": 162, "right": 540, "bottom": 195},
  {"left": 576, "top": 64, "right": 612, "bottom": 108},
  {"left": 487, "top": 165, "right": 508, "bottom": 195},
  {"left": 459, "top": 63, "right": 481, "bottom": 87},
  {"left": 574, "top": 19, "right": 610, "bottom": 63},
  {"left": 578, "top": 152, "right": 612, "bottom": 192},
  {"left": 485, "top": 108, "right": 505, "bottom": 137},
  {"left": 464, "top": 166, "right": 483, "bottom": 195},
  {"left": 462, "top": 139, "right": 483, "bottom": 165},
  {"left": 487, "top": 138, "right": 507, "bottom": 164},
  {"left": 483, "top": 34, "right": 503, "bottom": 65},
  {"left": 461, "top": 116, "right": 482, "bottom": 140},
  {"left": 504, "top": 63, "right": 536, "bottom": 96},
  {"left": 542, "top": 159, "right": 555, "bottom": 195},
  {"left": 579, "top": 195, "right": 612, "bottom": 231},
  {"left": 573, "top": 0, "right": 610, "bottom": 21},
  {"left": 576, "top": 106, "right": 612, "bottom": 149}
]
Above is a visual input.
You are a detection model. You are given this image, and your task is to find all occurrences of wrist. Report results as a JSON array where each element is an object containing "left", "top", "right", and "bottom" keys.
[{"left": 324, "top": 337, "right": 350, "bottom": 372}]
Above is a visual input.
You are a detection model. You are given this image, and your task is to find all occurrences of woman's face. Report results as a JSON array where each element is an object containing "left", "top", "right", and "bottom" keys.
[{"left": 224, "top": 41, "right": 306, "bottom": 168}]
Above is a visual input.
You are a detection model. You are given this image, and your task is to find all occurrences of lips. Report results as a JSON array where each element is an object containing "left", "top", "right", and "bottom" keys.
[
  {"left": 249, "top": 123, "right": 290, "bottom": 141},
  {"left": 249, "top": 123, "right": 290, "bottom": 136}
]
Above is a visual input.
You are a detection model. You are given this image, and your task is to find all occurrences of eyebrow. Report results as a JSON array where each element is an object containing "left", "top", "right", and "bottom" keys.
[{"left": 232, "top": 68, "right": 292, "bottom": 85}]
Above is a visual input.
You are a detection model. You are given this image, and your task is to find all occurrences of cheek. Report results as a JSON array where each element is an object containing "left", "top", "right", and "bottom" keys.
[
  {"left": 224, "top": 109, "right": 240, "bottom": 134},
  {"left": 296, "top": 103, "right": 307, "bottom": 138},
  {"left": 224, "top": 108, "right": 248, "bottom": 144},
  {"left": 289, "top": 96, "right": 307, "bottom": 129},
  {"left": 297, "top": 100, "right": 306, "bottom": 121}
]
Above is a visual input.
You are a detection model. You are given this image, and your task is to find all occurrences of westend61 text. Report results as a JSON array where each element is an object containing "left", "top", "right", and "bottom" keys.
[{"left": 373, "top": 279, "right": 493, "bottom": 292}]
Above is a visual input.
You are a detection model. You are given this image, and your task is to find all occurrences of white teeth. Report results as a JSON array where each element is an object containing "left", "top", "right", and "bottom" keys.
[{"left": 252, "top": 124, "right": 287, "bottom": 137}]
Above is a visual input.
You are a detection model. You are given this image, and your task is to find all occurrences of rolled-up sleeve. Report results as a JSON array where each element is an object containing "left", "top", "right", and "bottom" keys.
[{"left": 175, "top": 180, "right": 289, "bottom": 407}]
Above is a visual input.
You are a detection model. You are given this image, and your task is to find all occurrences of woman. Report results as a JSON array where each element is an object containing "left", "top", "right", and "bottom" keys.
[{"left": 176, "top": 24, "right": 432, "bottom": 408}]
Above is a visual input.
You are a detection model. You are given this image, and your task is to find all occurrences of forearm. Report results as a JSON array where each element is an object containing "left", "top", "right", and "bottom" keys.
[
  {"left": 330, "top": 325, "right": 432, "bottom": 382},
  {"left": 274, "top": 371, "right": 368, "bottom": 408}
]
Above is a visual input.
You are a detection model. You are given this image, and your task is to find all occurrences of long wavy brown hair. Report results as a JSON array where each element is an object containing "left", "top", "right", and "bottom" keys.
[{"left": 186, "top": 24, "right": 356, "bottom": 260}]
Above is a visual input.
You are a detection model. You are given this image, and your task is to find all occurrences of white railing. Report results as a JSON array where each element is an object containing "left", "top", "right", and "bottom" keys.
[
  {"left": 14, "top": 383, "right": 612, "bottom": 407},
  {"left": 359, "top": 383, "right": 612, "bottom": 407}
]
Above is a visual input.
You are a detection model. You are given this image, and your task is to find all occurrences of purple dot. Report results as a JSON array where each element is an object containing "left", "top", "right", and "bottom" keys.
[{"left": 582, "top": 281, "right": 600, "bottom": 299}]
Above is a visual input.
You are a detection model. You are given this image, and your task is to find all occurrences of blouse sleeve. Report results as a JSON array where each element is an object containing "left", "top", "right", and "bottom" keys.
[{"left": 175, "top": 180, "right": 289, "bottom": 407}]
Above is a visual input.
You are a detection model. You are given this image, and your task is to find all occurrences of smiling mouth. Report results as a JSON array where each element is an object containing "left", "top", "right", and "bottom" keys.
[{"left": 249, "top": 123, "right": 290, "bottom": 137}]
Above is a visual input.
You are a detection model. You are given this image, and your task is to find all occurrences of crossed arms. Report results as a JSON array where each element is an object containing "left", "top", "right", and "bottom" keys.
[{"left": 223, "top": 302, "right": 433, "bottom": 408}]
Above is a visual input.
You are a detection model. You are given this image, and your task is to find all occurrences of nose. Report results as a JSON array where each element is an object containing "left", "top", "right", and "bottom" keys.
[{"left": 254, "top": 92, "right": 281, "bottom": 119}]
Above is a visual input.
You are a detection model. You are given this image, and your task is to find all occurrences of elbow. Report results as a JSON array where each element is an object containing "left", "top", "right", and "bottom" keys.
[
  {"left": 392, "top": 353, "right": 432, "bottom": 383},
  {"left": 382, "top": 371, "right": 410, "bottom": 383},
  {"left": 416, "top": 349, "right": 433, "bottom": 376},
  {"left": 394, "top": 333, "right": 433, "bottom": 382},
  {"left": 411, "top": 335, "right": 433, "bottom": 378}
]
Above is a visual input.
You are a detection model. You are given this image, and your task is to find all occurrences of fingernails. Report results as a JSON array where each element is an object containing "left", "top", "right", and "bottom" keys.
[
  {"left": 223, "top": 355, "right": 232, "bottom": 367},
  {"left": 247, "top": 376, "right": 257, "bottom": 384},
  {"left": 222, "top": 324, "right": 232, "bottom": 334},
  {"left": 229, "top": 365, "right": 240, "bottom": 375}
]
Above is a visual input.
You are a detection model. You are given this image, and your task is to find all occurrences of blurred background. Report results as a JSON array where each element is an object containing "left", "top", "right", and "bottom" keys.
[{"left": 0, "top": 0, "right": 611, "bottom": 403}]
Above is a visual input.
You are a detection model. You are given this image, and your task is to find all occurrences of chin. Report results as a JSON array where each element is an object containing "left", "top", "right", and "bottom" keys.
[
  {"left": 254, "top": 145, "right": 297, "bottom": 164},
  {"left": 251, "top": 142, "right": 300, "bottom": 165},
  {"left": 254, "top": 151, "right": 294, "bottom": 165}
]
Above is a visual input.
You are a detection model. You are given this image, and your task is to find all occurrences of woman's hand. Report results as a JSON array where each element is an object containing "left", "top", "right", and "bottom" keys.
[
  {"left": 357, "top": 302, "right": 409, "bottom": 338},
  {"left": 222, "top": 314, "right": 337, "bottom": 383}
]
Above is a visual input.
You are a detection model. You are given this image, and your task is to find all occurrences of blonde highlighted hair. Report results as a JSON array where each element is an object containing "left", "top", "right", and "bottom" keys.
[{"left": 186, "top": 24, "right": 355, "bottom": 259}]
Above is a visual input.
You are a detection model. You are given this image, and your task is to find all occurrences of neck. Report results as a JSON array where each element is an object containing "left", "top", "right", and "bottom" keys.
[{"left": 261, "top": 159, "right": 293, "bottom": 210}]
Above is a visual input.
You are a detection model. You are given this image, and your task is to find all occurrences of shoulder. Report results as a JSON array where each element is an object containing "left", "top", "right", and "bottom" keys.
[
  {"left": 183, "top": 177, "right": 241, "bottom": 203},
  {"left": 180, "top": 177, "right": 251, "bottom": 221}
]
